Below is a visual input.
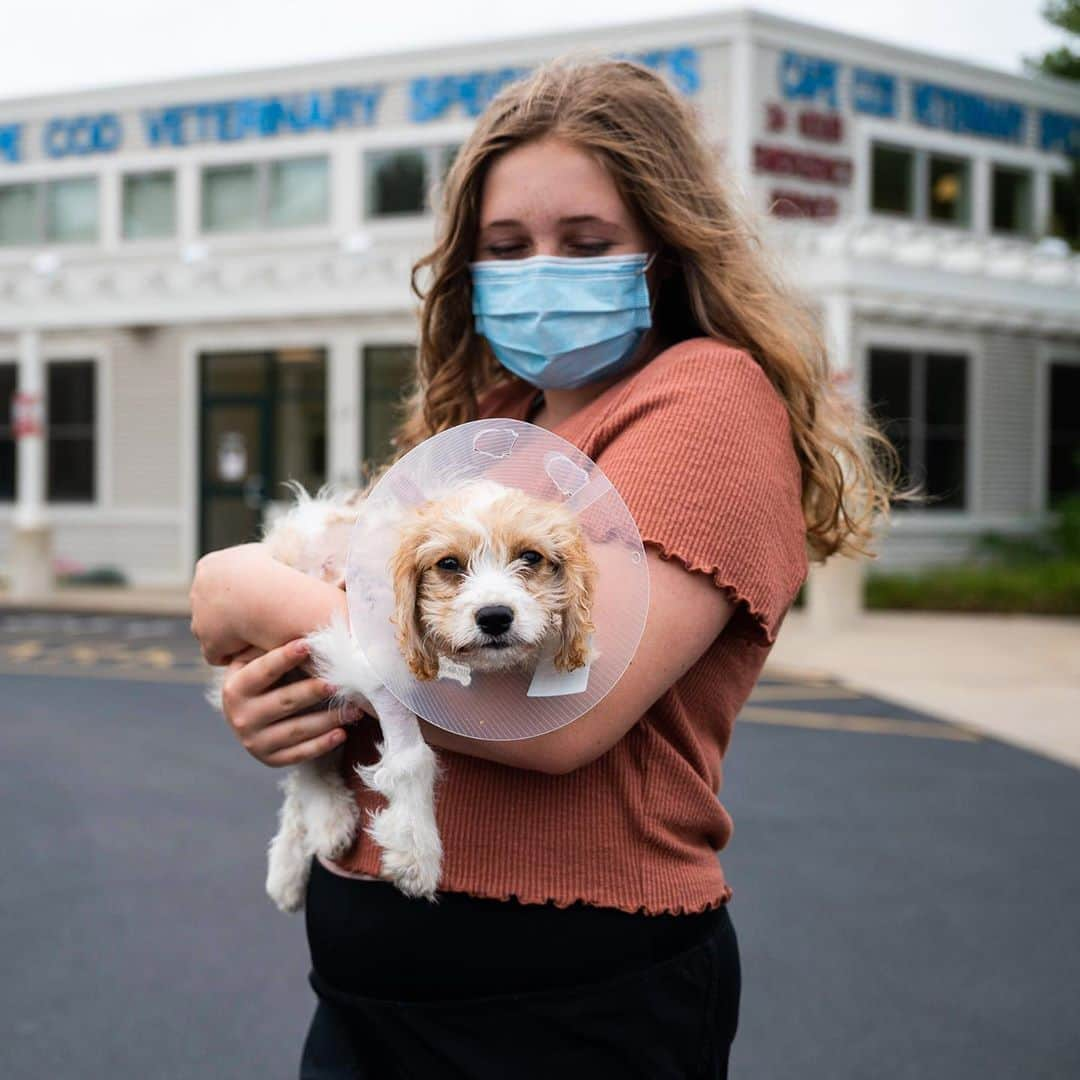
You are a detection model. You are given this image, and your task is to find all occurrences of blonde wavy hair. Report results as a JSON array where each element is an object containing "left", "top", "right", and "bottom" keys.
[{"left": 395, "top": 52, "right": 918, "bottom": 563}]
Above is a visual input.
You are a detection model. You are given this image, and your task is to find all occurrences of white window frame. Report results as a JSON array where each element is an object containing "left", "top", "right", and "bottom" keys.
[{"left": 856, "top": 323, "right": 983, "bottom": 521}]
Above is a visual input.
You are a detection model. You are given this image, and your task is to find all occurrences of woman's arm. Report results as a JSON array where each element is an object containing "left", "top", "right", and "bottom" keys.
[
  {"left": 189, "top": 544, "right": 348, "bottom": 665},
  {"left": 420, "top": 548, "right": 735, "bottom": 775},
  {"left": 191, "top": 542, "right": 733, "bottom": 776}
]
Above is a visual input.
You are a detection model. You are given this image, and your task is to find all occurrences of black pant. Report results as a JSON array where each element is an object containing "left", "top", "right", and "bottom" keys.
[{"left": 300, "top": 856, "right": 741, "bottom": 1078}]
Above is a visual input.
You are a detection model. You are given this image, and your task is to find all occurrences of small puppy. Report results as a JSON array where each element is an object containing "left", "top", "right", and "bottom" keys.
[{"left": 211, "top": 478, "right": 597, "bottom": 911}]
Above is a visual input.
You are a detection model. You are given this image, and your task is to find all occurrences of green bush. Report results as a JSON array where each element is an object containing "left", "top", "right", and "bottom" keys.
[{"left": 866, "top": 495, "right": 1080, "bottom": 615}]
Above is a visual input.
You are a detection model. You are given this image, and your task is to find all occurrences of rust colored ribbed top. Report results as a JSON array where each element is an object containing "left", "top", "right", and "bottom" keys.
[{"left": 334, "top": 337, "right": 809, "bottom": 914}]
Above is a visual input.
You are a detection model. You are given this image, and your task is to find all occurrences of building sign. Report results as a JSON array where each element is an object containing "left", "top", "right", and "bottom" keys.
[
  {"left": 777, "top": 48, "right": 1079, "bottom": 154},
  {"left": 12, "top": 392, "right": 44, "bottom": 439},
  {"left": 770, "top": 189, "right": 838, "bottom": 220},
  {"left": 0, "top": 46, "right": 700, "bottom": 166},
  {"left": 754, "top": 144, "right": 852, "bottom": 186},
  {"left": 911, "top": 81, "right": 1025, "bottom": 144}
]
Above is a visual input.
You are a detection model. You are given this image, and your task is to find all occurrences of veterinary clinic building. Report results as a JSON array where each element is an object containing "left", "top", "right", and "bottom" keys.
[{"left": 1, "top": 8, "right": 1079, "bottom": 593}]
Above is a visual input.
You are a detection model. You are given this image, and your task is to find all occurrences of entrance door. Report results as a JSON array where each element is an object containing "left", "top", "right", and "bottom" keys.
[
  {"left": 198, "top": 348, "right": 326, "bottom": 555},
  {"left": 1047, "top": 361, "right": 1080, "bottom": 507}
]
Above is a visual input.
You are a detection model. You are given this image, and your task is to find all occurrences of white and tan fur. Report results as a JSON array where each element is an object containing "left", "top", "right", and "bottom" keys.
[{"left": 209, "top": 479, "right": 596, "bottom": 911}]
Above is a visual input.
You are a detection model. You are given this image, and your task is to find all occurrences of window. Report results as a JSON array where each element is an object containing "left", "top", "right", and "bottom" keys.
[
  {"left": 0, "top": 184, "right": 38, "bottom": 246},
  {"left": 868, "top": 347, "right": 968, "bottom": 510},
  {"left": 0, "top": 177, "right": 99, "bottom": 246},
  {"left": 0, "top": 363, "right": 15, "bottom": 500},
  {"left": 47, "top": 360, "right": 96, "bottom": 502},
  {"left": 1047, "top": 362, "right": 1080, "bottom": 506},
  {"left": 1049, "top": 170, "right": 1079, "bottom": 250},
  {"left": 991, "top": 166, "right": 1032, "bottom": 236},
  {"left": 202, "top": 156, "right": 329, "bottom": 234},
  {"left": 362, "top": 345, "right": 416, "bottom": 465},
  {"left": 364, "top": 145, "right": 459, "bottom": 218},
  {"left": 927, "top": 154, "right": 970, "bottom": 226},
  {"left": 267, "top": 157, "right": 330, "bottom": 229},
  {"left": 45, "top": 177, "right": 99, "bottom": 243},
  {"left": 870, "top": 144, "right": 914, "bottom": 216},
  {"left": 122, "top": 171, "right": 176, "bottom": 240},
  {"left": 868, "top": 142, "right": 971, "bottom": 228}
]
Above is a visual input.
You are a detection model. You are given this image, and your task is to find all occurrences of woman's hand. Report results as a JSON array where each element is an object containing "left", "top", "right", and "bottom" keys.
[{"left": 219, "top": 639, "right": 361, "bottom": 767}]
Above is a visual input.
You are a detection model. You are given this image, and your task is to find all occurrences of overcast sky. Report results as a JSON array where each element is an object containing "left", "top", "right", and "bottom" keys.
[{"left": 0, "top": 0, "right": 1072, "bottom": 101}]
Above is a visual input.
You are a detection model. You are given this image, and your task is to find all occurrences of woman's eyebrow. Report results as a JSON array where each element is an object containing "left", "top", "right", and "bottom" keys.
[{"left": 480, "top": 215, "right": 621, "bottom": 231}]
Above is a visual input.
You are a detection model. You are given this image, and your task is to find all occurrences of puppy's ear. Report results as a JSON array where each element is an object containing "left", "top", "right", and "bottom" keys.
[
  {"left": 553, "top": 525, "right": 597, "bottom": 673},
  {"left": 389, "top": 524, "right": 440, "bottom": 681}
]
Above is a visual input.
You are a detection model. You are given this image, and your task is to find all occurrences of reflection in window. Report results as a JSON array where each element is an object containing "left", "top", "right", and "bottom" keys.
[
  {"left": 362, "top": 345, "right": 416, "bottom": 466},
  {"left": 47, "top": 360, "right": 96, "bottom": 502},
  {"left": 45, "top": 177, "right": 99, "bottom": 244},
  {"left": 275, "top": 348, "right": 327, "bottom": 494},
  {"left": 123, "top": 171, "right": 176, "bottom": 240},
  {"left": 870, "top": 144, "right": 914, "bottom": 216},
  {"left": 927, "top": 155, "right": 970, "bottom": 226},
  {"left": 0, "top": 363, "right": 15, "bottom": 499},
  {"left": 868, "top": 347, "right": 968, "bottom": 510}
]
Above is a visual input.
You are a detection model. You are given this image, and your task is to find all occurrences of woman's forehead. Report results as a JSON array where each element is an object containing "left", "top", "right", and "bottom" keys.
[{"left": 478, "top": 140, "right": 630, "bottom": 231}]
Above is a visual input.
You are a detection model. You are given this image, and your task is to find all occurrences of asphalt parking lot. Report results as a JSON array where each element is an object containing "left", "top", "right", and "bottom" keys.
[{"left": 2, "top": 613, "right": 1077, "bottom": 1078}]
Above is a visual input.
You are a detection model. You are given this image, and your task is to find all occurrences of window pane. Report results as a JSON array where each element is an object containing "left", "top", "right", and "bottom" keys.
[
  {"left": 123, "top": 171, "right": 175, "bottom": 240},
  {"left": 267, "top": 156, "right": 329, "bottom": 229},
  {"left": 0, "top": 184, "right": 38, "bottom": 246},
  {"left": 274, "top": 349, "right": 326, "bottom": 493},
  {"left": 440, "top": 144, "right": 460, "bottom": 183},
  {"left": 924, "top": 436, "right": 966, "bottom": 509},
  {"left": 45, "top": 177, "right": 98, "bottom": 243},
  {"left": 363, "top": 345, "right": 415, "bottom": 465},
  {"left": 202, "top": 351, "right": 270, "bottom": 395},
  {"left": 47, "top": 360, "right": 96, "bottom": 502},
  {"left": 1049, "top": 363, "right": 1080, "bottom": 502},
  {"left": 991, "top": 166, "right": 1032, "bottom": 236},
  {"left": 1050, "top": 173, "right": 1079, "bottom": 248},
  {"left": 367, "top": 149, "right": 428, "bottom": 216},
  {"left": 868, "top": 347, "right": 914, "bottom": 492},
  {"left": 925, "top": 353, "right": 967, "bottom": 428},
  {"left": 202, "top": 164, "right": 258, "bottom": 233},
  {"left": 871, "top": 144, "right": 914, "bottom": 216},
  {"left": 928, "top": 155, "right": 970, "bottom": 226},
  {"left": 0, "top": 363, "right": 15, "bottom": 500}
]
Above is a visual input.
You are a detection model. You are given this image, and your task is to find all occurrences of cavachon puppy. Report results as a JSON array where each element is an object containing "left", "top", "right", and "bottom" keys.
[{"left": 210, "top": 479, "right": 597, "bottom": 910}]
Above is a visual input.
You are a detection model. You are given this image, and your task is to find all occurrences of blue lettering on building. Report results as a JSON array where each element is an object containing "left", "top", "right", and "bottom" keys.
[
  {"left": 0, "top": 123, "right": 22, "bottom": 163},
  {"left": 42, "top": 113, "right": 123, "bottom": 158},
  {"left": 140, "top": 85, "right": 384, "bottom": 148},
  {"left": 409, "top": 47, "right": 701, "bottom": 123},
  {"left": 911, "top": 82, "right": 1025, "bottom": 143},
  {"left": 852, "top": 68, "right": 896, "bottom": 118},
  {"left": 779, "top": 51, "right": 839, "bottom": 110},
  {"left": 1040, "top": 110, "right": 1080, "bottom": 156}
]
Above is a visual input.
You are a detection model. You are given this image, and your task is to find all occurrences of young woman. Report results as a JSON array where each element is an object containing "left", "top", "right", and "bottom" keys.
[{"left": 190, "top": 56, "right": 900, "bottom": 1079}]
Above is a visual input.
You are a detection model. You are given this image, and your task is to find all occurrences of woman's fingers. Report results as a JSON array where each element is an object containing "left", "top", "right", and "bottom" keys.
[
  {"left": 224, "top": 639, "right": 312, "bottom": 703},
  {"left": 250, "top": 707, "right": 348, "bottom": 761}
]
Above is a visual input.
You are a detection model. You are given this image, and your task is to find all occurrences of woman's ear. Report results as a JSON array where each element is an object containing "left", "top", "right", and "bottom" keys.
[
  {"left": 389, "top": 526, "right": 441, "bottom": 681},
  {"left": 553, "top": 527, "right": 597, "bottom": 673}
]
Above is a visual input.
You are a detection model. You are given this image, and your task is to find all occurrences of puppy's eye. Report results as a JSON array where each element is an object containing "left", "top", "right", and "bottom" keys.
[
  {"left": 435, "top": 556, "right": 462, "bottom": 572},
  {"left": 518, "top": 550, "right": 543, "bottom": 566}
]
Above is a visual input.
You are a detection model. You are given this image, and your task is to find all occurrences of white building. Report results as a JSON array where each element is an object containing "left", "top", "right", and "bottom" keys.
[{"left": 1, "top": 8, "right": 1079, "bottom": 592}]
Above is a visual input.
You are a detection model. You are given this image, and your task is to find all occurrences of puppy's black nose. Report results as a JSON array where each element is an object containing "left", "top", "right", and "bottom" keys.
[{"left": 475, "top": 605, "right": 514, "bottom": 636}]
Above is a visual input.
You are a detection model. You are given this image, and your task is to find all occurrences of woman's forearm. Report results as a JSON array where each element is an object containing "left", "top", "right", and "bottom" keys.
[{"left": 190, "top": 544, "right": 347, "bottom": 663}]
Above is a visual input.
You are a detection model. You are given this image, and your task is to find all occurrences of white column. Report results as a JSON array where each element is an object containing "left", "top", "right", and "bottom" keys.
[
  {"left": 328, "top": 333, "right": 360, "bottom": 489},
  {"left": 727, "top": 28, "right": 755, "bottom": 193},
  {"left": 12, "top": 327, "right": 54, "bottom": 597},
  {"left": 804, "top": 293, "right": 866, "bottom": 632}
]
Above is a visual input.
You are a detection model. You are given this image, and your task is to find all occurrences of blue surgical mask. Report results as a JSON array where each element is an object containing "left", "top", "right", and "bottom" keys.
[{"left": 469, "top": 251, "right": 657, "bottom": 390}]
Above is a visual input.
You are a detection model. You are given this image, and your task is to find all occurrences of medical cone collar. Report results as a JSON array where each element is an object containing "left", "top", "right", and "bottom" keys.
[{"left": 344, "top": 418, "right": 650, "bottom": 741}]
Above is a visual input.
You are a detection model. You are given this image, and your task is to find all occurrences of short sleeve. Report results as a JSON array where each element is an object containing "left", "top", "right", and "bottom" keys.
[{"left": 592, "top": 341, "right": 809, "bottom": 647}]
